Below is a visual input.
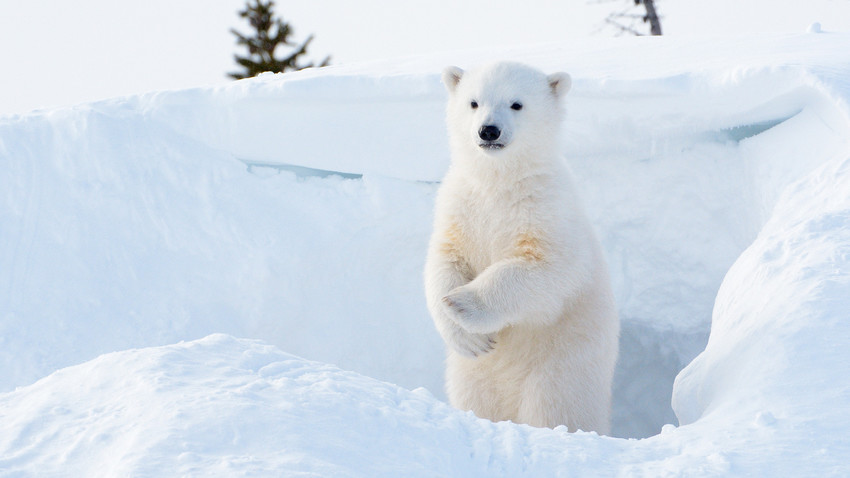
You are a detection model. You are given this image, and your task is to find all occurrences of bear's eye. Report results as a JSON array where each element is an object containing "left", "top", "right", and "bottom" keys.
[
  {"left": 470, "top": 101, "right": 478, "bottom": 109},
  {"left": 511, "top": 102, "right": 523, "bottom": 111}
]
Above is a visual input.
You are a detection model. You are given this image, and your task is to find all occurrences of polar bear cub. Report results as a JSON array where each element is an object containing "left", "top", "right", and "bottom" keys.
[{"left": 424, "top": 62, "right": 619, "bottom": 434}]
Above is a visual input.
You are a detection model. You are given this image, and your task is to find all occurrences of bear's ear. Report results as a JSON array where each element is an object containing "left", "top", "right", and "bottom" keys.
[
  {"left": 442, "top": 66, "right": 464, "bottom": 93},
  {"left": 547, "top": 72, "right": 572, "bottom": 97}
]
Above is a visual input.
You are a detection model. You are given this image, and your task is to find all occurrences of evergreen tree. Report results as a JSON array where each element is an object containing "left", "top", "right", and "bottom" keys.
[{"left": 229, "top": 0, "right": 329, "bottom": 80}]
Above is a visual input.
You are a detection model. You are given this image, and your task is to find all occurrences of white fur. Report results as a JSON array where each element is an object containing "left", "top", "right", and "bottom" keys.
[{"left": 424, "top": 62, "right": 619, "bottom": 434}]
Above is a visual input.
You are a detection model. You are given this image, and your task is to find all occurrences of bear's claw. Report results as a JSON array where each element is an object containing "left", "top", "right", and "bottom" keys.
[{"left": 443, "top": 320, "right": 496, "bottom": 358}]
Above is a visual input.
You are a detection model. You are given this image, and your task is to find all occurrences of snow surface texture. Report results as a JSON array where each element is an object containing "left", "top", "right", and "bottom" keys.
[{"left": 1, "top": 32, "right": 850, "bottom": 475}]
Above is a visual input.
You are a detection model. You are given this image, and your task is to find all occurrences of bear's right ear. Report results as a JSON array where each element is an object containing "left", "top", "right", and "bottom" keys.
[{"left": 442, "top": 66, "right": 464, "bottom": 93}]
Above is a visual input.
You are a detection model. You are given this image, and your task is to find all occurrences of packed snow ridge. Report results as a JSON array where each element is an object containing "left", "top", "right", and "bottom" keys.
[{"left": 1, "top": 32, "right": 849, "bottom": 475}]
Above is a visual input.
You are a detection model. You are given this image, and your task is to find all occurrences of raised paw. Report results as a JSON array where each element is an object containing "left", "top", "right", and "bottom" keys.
[
  {"left": 445, "top": 321, "right": 496, "bottom": 358},
  {"left": 441, "top": 286, "right": 497, "bottom": 334}
]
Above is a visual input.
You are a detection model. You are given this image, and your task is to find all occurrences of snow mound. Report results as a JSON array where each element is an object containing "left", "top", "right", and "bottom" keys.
[{"left": 0, "top": 335, "right": 616, "bottom": 476}]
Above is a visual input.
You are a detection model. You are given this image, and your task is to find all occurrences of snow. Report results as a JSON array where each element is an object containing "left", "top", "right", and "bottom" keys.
[{"left": 2, "top": 31, "right": 850, "bottom": 475}]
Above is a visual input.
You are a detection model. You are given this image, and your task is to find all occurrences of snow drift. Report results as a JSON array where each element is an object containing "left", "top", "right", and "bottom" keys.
[{"left": 1, "top": 32, "right": 850, "bottom": 474}]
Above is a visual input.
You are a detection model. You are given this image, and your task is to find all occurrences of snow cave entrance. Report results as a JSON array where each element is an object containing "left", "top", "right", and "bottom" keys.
[{"left": 578, "top": 85, "right": 845, "bottom": 439}]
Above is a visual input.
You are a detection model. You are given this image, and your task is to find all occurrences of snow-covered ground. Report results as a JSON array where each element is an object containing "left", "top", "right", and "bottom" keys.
[{"left": 2, "top": 31, "right": 850, "bottom": 475}]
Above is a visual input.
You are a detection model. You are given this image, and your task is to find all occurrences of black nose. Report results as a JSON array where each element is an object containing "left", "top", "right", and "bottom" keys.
[{"left": 478, "top": 125, "right": 501, "bottom": 141}]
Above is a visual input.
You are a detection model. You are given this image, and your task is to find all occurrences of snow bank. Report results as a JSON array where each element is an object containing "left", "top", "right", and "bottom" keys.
[
  {"left": 675, "top": 153, "right": 850, "bottom": 427},
  {"left": 1, "top": 32, "right": 850, "bottom": 474},
  {"left": 0, "top": 335, "right": 621, "bottom": 476},
  {"left": 0, "top": 334, "right": 782, "bottom": 476}
]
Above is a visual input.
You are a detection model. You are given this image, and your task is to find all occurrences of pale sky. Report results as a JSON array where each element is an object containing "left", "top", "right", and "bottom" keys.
[{"left": 1, "top": 0, "right": 848, "bottom": 116}]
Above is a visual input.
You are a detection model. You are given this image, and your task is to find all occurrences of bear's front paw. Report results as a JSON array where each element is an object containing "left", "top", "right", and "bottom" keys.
[
  {"left": 445, "top": 321, "right": 496, "bottom": 358},
  {"left": 442, "top": 286, "right": 501, "bottom": 335}
]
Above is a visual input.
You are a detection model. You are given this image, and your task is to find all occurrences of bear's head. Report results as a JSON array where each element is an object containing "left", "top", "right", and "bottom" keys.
[{"left": 442, "top": 62, "right": 570, "bottom": 160}]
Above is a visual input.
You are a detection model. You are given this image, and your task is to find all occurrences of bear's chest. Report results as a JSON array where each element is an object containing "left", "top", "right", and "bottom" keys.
[{"left": 452, "top": 185, "right": 544, "bottom": 274}]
